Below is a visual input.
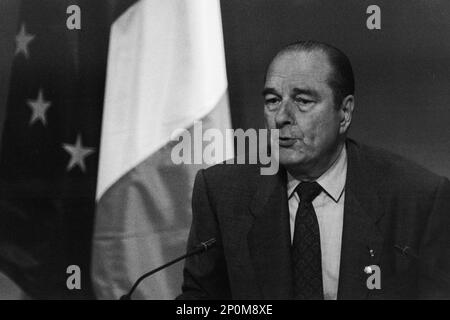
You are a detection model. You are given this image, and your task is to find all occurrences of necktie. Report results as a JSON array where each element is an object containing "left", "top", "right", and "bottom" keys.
[{"left": 292, "top": 181, "right": 324, "bottom": 300}]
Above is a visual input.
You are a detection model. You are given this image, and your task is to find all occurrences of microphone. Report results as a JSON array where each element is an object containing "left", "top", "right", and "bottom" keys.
[
  {"left": 394, "top": 244, "right": 420, "bottom": 260},
  {"left": 394, "top": 244, "right": 450, "bottom": 291},
  {"left": 119, "top": 238, "right": 216, "bottom": 300}
]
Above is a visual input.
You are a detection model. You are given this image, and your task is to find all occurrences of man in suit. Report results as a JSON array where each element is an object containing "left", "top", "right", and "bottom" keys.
[{"left": 178, "top": 41, "right": 450, "bottom": 299}]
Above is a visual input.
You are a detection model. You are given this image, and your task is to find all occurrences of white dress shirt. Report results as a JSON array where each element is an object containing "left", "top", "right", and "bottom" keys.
[{"left": 287, "top": 146, "right": 347, "bottom": 300}]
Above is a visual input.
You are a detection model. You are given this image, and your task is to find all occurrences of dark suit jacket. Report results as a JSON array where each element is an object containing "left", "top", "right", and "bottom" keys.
[{"left": 178, "top": 139, "right": 450, "bottom": 299}]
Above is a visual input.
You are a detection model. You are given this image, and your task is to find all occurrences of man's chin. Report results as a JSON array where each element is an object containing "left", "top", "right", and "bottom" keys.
[{"left": 278, "top": 150, "right": 309, "bottom": 168}]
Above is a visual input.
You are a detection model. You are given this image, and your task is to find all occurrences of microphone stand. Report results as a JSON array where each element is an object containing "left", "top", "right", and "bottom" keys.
[{"left": 120, "top": 238, "right": 216, "bottom": 300}]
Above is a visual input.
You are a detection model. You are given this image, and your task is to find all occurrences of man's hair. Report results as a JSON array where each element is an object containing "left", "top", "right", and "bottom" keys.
[{"left": 269, "top": 40, "right": 355, "bottom": 106}]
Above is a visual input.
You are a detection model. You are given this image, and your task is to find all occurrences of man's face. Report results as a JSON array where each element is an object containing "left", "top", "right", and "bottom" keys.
[{"left": 263, "top": 50, "right": 343, "bottom": 175}]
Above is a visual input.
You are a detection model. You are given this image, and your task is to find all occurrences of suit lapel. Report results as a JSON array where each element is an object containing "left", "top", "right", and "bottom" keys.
[
  {"left": 247, "top": 168, "right": 294, "bottom": 299},
  {"left": 337, "top": 140, "right": 385, "bottom": 299}
]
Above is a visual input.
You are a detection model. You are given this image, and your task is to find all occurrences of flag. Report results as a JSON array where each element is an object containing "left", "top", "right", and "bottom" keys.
[
  {"left": 0, "top": 0, "right": 136, "bottom": 299},
  {"left": 92, "top": 0, "right": 233, "bottom": 299}
]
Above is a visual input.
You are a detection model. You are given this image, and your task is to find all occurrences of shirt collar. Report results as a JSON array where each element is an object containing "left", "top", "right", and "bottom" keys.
[{"left": 287, "top": 145, "right": 348, "bottom": 203}]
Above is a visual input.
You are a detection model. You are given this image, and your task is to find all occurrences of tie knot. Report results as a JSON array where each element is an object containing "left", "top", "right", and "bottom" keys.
[{"left": 295, "top": 181, "right": 322, "bottom": 203}]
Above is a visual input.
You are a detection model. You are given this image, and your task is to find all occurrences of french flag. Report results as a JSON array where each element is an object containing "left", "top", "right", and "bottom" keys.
[{"left": 92, "top": 0, "right": 233, "bottom": 299}]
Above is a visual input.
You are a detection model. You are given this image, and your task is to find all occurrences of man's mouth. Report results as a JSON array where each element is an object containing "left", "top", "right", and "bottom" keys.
[{"left": 278, "top": 137, "right": 297, "bottom": 147}]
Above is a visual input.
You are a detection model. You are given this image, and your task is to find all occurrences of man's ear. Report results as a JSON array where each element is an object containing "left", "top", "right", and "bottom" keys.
[{"left": 339, "top": 95, "right": 354, "bottom": 134}]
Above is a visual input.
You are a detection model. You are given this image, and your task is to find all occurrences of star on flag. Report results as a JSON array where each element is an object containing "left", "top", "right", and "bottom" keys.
[
  {"left": 15, "top": 23, "right": 35, "bottom": 59},
  {"left": 27, "top": 89, "right": 51, "bottom": 126},
  {"left": 63, "top": 134, "right": 95, "bottom": 172}
]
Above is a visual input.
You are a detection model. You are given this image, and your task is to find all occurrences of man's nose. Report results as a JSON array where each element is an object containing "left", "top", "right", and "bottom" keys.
[{"left": 275, "top": 100, "right": 294, "bottom": 128}]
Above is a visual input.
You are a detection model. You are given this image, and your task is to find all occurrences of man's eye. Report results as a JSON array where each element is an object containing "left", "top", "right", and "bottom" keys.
[
  {"left": 295, "top": 96, "right": 313, "bottom": 104},
  {"left": 264, "top": 97, "right": 280, "bottom": 105}
]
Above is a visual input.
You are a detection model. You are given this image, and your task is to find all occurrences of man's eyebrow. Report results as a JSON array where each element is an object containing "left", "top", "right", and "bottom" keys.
[
  {"left": 292, "top": 87, "right": 318, "bottom": 98},
  {"left": 262, "top": 88, "right": 279, "bottom": 96}
]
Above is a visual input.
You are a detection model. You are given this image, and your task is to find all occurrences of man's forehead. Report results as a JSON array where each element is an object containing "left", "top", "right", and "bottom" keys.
[{"left": 265, "top": 50, "right": 332, "bottom": 85}]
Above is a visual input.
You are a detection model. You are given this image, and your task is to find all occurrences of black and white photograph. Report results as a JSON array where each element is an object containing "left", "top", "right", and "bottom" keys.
[{"left": 0, "top": 0, "right": 449, "bottom": 305}]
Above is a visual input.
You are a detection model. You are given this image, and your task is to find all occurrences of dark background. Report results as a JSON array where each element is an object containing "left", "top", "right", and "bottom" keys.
[
  {"left": 221, "top": 0, "right": 450, "bottom": 178},
  {"left": 0, "top": 0, "right": 449, "bottom": 298}
]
